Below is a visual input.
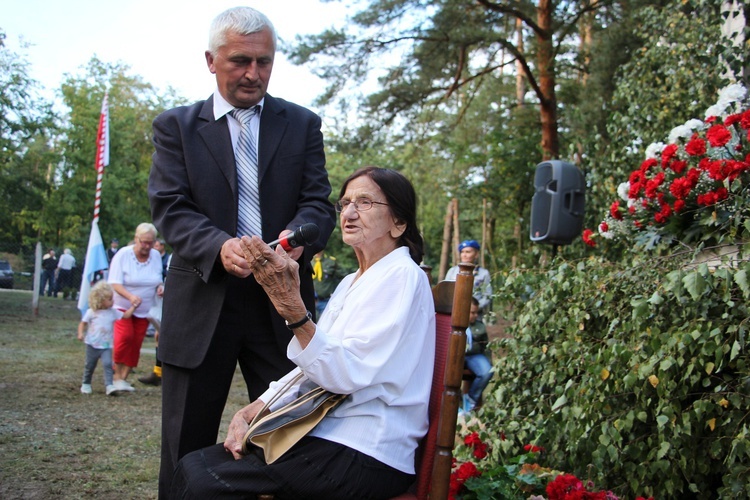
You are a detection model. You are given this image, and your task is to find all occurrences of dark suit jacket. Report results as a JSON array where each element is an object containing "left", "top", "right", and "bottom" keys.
[{"left": 148, "top": 94, "right": 335, "bottom": 369}]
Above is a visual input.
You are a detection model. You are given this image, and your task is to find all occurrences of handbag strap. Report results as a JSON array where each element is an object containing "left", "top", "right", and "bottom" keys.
[{"left": 249, "top": 371, "right": 305, "bottom": 427}]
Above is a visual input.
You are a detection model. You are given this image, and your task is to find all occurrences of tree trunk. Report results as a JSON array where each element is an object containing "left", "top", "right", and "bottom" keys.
[
  {"left": 515, "top": 17, "right": 526, "bottom": 105},
  {"left": 439, "top": 199, "right": 454, "bottom": 281},
  {"left": 452, "top": 198, "right": 460, "bottom": 266},
  {"left": 537, "top": 0, "right": 559, "bottom": 160}
]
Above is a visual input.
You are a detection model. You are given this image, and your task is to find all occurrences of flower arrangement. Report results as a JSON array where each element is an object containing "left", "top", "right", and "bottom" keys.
[
  {"left": 584, "top": 83, "right": 750, "bottom": 248},
  {"left": 448, "top": 433, "right": 653, "bottom": 500}
]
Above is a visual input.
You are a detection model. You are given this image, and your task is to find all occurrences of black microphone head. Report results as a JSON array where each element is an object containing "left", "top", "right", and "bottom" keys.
[{"left": 296, "top": 223, "right": 320, "bottom": 246}]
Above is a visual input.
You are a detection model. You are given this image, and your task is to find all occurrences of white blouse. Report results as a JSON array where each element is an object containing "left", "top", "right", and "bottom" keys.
[
  {"left": 108, "top": 246, "right": 163, "bottom": 318},
  {"left": 259, "top": 246, "right": 436, "bottom": 474}
]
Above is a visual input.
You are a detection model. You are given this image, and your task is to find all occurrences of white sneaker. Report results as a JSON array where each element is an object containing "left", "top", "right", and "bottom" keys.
[
  {"left": 105, "top": 384, "right": 118, "bottom": 396},
  {"left": 80, "top": 383, "right": 92, "bottom": 394},
  {"left": 113, "top": 379, "right": 135, "bottom": 392}
]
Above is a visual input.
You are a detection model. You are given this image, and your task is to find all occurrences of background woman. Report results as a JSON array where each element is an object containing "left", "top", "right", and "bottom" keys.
[
  {"left": 171, "top": 167, "right": 435, "bottom": 499},
  {"left": 108, "top": 223, "right": 164, "bottom": 393}
]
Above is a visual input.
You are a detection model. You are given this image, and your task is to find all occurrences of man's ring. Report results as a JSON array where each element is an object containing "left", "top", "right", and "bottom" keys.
[
  {"left": 233, "top": 264, "right": 237, "bottom": 272},
  {"left": 260, "top": 259, "right": 268, "bottom": 266}
]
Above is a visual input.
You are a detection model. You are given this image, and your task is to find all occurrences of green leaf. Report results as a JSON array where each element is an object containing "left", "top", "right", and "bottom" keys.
[
  {"left": 683, "top": 272, "right": 707, "bottom": 300},
  {"left": 731, "top": 340, "right": 741, "bottom": 361},
  {"left": 734, "top": 270, "right": 750, "bottom": 299}
]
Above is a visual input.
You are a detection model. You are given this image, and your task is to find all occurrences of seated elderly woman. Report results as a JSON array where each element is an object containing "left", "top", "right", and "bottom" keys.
[{"left": 170, "top": 167, "right": 435, "bottom": 499}]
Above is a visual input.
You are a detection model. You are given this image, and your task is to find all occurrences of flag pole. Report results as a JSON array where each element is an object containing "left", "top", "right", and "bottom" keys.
[{"left": 78, "top": 93, "right": 112, "bottom": 314}]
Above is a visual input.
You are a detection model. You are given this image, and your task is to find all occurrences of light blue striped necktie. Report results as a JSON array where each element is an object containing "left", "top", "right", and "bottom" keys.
[{"left": 231, "top": 106, "right": 263, "bottom": 238}]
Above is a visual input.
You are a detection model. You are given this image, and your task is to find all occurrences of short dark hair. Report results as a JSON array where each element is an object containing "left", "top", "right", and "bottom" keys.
[{"left": 338, "top": 166, "right": 424, "bottom": 264}]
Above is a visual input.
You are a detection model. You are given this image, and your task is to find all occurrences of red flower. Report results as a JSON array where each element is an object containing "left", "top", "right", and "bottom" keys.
[
  {"left": 523, "top": 443, "right": 544, "bottom": 453},
  {"left": 582, "top": 229, "right": 596, "bottom": 247},
  {"left": 654, "top": 203, "right": 672, "bottom": 224},
  {"left": 707, "top": 124, "right": 732, "bottom": 147},
  {"left": 639, "top": 158, "right": 658, "bottom": 172},
  {"left": 610, "top": 200, "right": 623, "bottom": 220},
  {"left": 661, "top": 143, "right": 679, "bottom": 167},
  {"left": 464, "top": 432, "right": 482, "bottom": 447},
  {"left": 740, "top": 109, "right": 750, "bottom": 129},
  {"left": 546, "top": 474, "right": 584, "bottom": 500},
  {"left": 669, "top": 159, "right": 688, "bottom": 174},
  {"left": 472, "top": 442, "right": 488, "bottom": 459},
  {"left": 599, "top": 221, "right": 609, "bottom": 233},
  {"left": 725, "top": 113, "right": 742, "bottom": 127},
  {"left": 456, "top": 461, "right": 480, "bottom": 482},
  {"left": 644, "top": 172, "right": 665, "bottom": 198},
  {"left": 669, "top": 177, "right": 691, "bottom": 199},
  {"left": 685, "top": 134, "right": 707, "bottom": 156}
]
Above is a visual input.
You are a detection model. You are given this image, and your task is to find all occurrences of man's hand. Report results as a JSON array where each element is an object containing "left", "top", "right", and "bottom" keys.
[
  {"left": 221, "top": 237, "right": 253, "bottom": 277},
  {"left": 224, "top": 399, "right": 266, "bottom": 459},
  {"left": 277, "top": 229, "right": 304, "bottom": 261}
]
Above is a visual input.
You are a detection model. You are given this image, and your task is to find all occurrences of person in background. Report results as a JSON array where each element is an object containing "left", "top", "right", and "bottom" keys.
[
  {"left": 147, "top": 6, "right": 335, "bottom": 495},
  {"left": 107, "top": 239, "right": 119, "bottom": 263},
  {"left": 154, "top": 239, "right": 170, "bottom": 280},
  {"left": 445, "top": 239, "right": 492, "bottom": 318},
  {"left": 56, "top": 248, "right": 77, "bottom": 299},
  {"left": 41, "top": 248, "right": 57, "bottom": 297},
  {"left": 170, "top": 166, "right": 433, "bottom": 499},
  {"left": 107, "top": 223, "right": 164, "bottom": 394},
  {"left": 77, "top": 281, "right": 136, "bottom": 396},
  {"left": 461, "top": 297, "right": 493, "bottom": 413},
  {"left": 139, "top": 252, "right": 170, "bottom": 388},
  {"left": 311, "top": 250, "right": 347, "bottom": 317}
]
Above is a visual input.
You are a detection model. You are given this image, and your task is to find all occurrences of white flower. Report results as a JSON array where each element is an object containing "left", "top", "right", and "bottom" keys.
[
  {"left": 705, "top": 103, "right": 726, "bottom": 119},
  {"left": 617, "top": 182, "right": 630, "bottom": 201},
  {"left": 598, "top": 223, "right": 614, "bottom": 239},
  {"left": 718, "top": 83, "right": 747, "bottom": 106},
  {"left": 645, "top": 142, "right": 666, "bottom": 159},
  {"left": 706, "top": 83, "right": 747, "bottom": 118},
  {"left": 668, "top": 125, "right": 693, "bottom": 144},
  {"left": 685, "top": 119, "right": 705, "bottom": 131}
]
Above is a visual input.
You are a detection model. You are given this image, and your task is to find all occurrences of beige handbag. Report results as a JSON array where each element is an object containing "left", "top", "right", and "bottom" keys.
[{"left": 241, "top": 372, "right": 347, "bottom": 464}]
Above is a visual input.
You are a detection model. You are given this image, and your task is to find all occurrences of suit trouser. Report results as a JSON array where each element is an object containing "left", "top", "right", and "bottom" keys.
[{"left": 158, "top": 277, "right": 295, "bottom": 498}]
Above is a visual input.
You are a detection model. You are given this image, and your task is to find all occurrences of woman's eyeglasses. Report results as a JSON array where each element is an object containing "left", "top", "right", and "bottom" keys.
[{"left": 335, "top": 199, "right": 389, "bottom": 213}]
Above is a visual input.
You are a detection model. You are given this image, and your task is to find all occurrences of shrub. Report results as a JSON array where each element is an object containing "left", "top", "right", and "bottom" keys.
[{"left": 482, "top": 251, "right": 750, "bottom": 498}]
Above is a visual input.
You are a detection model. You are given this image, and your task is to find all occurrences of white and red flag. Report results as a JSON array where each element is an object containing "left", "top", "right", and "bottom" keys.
[{"left": 78, "top": 94, "right": 111, "bottom": 315}]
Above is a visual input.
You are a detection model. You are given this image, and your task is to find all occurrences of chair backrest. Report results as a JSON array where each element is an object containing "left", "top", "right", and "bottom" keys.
[{"left": 412, "top": 263, "right": 475, "bottom": 499}]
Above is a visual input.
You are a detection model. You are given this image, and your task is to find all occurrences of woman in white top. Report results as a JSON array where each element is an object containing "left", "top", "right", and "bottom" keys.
[
  {"left": 108, "top": 222, "right": 164, "bottom": 393},
  {"left": 170, "top": 167, "right": 435, "bottom": 499}
]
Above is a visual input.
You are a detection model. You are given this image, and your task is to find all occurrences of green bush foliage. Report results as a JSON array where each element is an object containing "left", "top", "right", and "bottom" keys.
[{"left": 484, "top": 251, "right": 750, "bottom": 498}]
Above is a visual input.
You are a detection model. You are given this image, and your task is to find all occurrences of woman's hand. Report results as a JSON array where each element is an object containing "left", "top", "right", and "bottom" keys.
[
  {"left": 239, "top": 236, "right": 308, "bottom": 321},
  {"left": 224, "top": 399, "right": 266, "bottom": 460}
]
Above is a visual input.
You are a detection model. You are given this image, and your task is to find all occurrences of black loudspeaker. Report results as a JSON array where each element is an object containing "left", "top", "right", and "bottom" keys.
[{"left": 530, "top": 160, "right": 585, "bottom": 245}]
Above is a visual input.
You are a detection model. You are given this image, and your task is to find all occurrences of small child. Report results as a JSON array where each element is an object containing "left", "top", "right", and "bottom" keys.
[{"left": 77, "top": 281, "right": 136, "bottom": 396}]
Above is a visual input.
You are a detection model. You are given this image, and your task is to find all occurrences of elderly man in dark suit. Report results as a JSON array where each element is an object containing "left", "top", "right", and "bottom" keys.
[{"left": 147, "top": 6, "right": 335, "bottom": 496}]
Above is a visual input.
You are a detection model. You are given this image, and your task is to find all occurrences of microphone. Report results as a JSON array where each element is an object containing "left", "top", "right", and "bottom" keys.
[{"left": 268, "top": 223, "right": 320, "bottom": 251}]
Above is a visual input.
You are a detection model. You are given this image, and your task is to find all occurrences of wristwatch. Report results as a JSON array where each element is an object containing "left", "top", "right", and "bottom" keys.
[{"left": 285, "top": 310, "right": 313, "bottom": 330}]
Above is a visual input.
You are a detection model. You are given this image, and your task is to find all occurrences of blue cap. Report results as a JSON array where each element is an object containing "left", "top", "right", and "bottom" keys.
[{"left": 458, "top": 240, "right": 480, "bottom": 251}]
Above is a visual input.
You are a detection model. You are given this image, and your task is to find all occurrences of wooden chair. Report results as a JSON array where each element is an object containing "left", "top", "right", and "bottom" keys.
[
  {"left": 258, "top": 262, "right": 474, "bottom": 500},
  {"left": 390, "top": 261, "right": 474, "bottom": 500}
]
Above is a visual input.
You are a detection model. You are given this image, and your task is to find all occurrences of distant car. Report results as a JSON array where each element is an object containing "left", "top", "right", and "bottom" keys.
[{"left": 0, "top": 260, "right": 14, "bottom": 289}]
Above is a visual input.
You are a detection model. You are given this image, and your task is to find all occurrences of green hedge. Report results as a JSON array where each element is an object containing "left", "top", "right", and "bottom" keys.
[{"left": 482, "top": 250, "right": 750, "bottom": 498}]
